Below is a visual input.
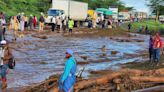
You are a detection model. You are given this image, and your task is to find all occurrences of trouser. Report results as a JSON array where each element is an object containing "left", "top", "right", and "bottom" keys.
[
  {"left": 149, "top": 48, "right": 153, "bottom": 61},
  {"left": 69, "top": 29, "right": 72, "bottom": 33},
  {"left": 145, "top": 30, "right": 148, "bottom": 34},
  {"left": 0, "top": 64, "right": 8, "bottom": 79},
  {"left": 128, "top": 28, "right": 130, "bottom": 32},
  {"left": 153, "top": 48, "right": 160, "bottom": 63},
  {"left": 52, "top": 24, "right": 55, "bottom": 32},
  {"left": 29, "top": 24, "right": 33, "bottom": 31},
  {"left": 2, "top": 27, "right": 6, "bottom": 40},
  {"left": 33, "top": 22, "right": 37, "bottom": 28},
  {"left": 39, "top": 22, "right": 44, "bottom": 31},
  {"left": 0, "top": 34, "right": 2, "bottom": 42},
  {"left": 57, "top": 25, "right": 60, "bottom": 32},
  {"left": 63, "top": 25, "right": 66, "bottom": 32}
]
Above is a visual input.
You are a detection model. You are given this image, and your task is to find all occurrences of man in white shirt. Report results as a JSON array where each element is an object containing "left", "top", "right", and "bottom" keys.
[{"left": 51, "top": 16, "right": 56, "bottom": 32}]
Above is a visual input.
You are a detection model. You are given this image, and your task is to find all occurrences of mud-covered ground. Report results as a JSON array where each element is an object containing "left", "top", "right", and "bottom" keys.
[{"left": 1, "top": 28, "right": 162, "bottom": 92}]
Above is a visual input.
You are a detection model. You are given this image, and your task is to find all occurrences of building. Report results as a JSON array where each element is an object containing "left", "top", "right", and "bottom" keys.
[
  {"left": 129, "top": 11, "right": 148, "bottom": 19},
  {"left": 118, "top": 10, "right": 130, "bottom": 21},
  {"left": 109, "top": 6, "right": 118, "bottom": 19}
]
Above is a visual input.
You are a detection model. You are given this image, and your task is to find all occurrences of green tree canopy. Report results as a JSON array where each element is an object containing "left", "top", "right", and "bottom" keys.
[
  {"left": 147, "top": 0, "right": 164, "bottom": 20},
  {"left": 75, "top": 0, "right": 134, "bottom": 11}
]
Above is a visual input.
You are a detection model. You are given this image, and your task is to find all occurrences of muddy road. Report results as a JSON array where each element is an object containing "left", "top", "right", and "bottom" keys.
[{"left": 3, "top": 31, "right": 150, "bottom": 90}]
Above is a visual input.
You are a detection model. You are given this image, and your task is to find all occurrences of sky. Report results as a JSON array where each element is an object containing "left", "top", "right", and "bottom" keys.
[{"left": 120, "top": 0, "right": 150, "bottom": 13}]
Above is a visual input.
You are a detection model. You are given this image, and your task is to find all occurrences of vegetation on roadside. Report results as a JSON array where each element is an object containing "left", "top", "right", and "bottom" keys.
[
  {"left": 0, "top": 0, "right": 51, "bottom": 17},
  {"left": 121, "top": 20, "right": 164, "bottom": 35},
  {"left": 75, "top": 0, "right": 133, "bottom": 11},
  {"left": 147, "top": 0, "right": 164, "bottom": 21}
]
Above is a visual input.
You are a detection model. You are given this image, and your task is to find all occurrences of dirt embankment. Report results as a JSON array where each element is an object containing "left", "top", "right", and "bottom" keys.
[
  {"left": 19, "top": 67, "right": 164, "bottom": 92},
  {"left": 63, "top": 27, "right": 129, "bottom": 38}
]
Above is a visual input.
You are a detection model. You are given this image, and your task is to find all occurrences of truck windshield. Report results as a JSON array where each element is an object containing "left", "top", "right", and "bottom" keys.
[{"left": 48, "top": 10, "right": 61, "bottom": 16}]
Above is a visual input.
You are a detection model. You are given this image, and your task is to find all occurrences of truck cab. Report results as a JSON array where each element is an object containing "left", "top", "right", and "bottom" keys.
[
  {"left": 45, "top": 9, "right": 65, "bottom": 24},
  {"left": 159, "top": 15, "right": 164, "bottom": 23}
]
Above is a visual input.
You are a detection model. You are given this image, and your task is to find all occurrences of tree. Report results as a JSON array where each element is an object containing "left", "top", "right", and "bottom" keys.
[
  {"left": 147, "top": 0, "right": 164, "bottom": 21},
  {"left": 75, "top": 0, "right": 133, "bottom": 11}
]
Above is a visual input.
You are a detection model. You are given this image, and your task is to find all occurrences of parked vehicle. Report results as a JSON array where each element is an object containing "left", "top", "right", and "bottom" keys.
[
  {"left": 45, "top": 0, "right": 88, "bottom": 24},
  {"left": 159, "top": 15, "right": 164, "bottom": 23}
]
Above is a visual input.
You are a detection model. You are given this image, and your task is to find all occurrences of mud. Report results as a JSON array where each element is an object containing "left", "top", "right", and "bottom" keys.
[{"left": 2, "top": 28, "right": 151, "bottom": 91}]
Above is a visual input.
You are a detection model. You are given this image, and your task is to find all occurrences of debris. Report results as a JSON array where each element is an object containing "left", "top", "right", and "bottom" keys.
[{"left": 32, "top": 35, "right": 48, "bottom": 39}]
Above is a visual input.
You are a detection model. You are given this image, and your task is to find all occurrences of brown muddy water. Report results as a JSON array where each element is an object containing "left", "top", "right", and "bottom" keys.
[{"left": 3, "top": 31, "right": 150, "bottom": 90}]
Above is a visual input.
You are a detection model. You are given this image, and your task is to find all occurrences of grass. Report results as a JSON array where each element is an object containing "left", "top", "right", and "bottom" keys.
[
  {"left": 131, "top": 20, "right": 164, "bottom": 31},
  {"left": 121, "top": 20, "right": 164, "bottom": 35}
]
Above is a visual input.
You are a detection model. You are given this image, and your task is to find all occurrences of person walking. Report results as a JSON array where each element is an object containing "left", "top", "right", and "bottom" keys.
[
  {"left": 59, "top": 49, "right": 76, "bottom": 92},
  {"left": 1, "top": 17, "right": 6, "bottom": 40},
  {"left": 0, "top": 40, "right": 13, "bottom": 89},
  {"left": 33, "top": 16, "right": 37, "bottom": 29},
  {"left": 145, "top": 25, "right": 148, "bottom": 34},
  {"left": 20, "top": 17, "right": 25, "bottom": 32},
  {"left": 24, "top": 15, "right": 28, "bottom": 31},
  {"left": 9, "top": 16, "right": 19, "bottom": 41},
  {"left": 0, "top": 12, "right": 4, "bottom": 19},
  {"left": 28, "top": 15, "right": 33, "bottom": 31},
  {"left": 17, "top": 13, "right": 21, "bottom": 31},
  {"left": 152, "top": 32, "right": 163, "bottom": 66},
  {"left": 88, "top": 20, "right": 92, "bottom": 29},
  {"left": 39, "top": 13, "right": 45, "bottom": 32},
  {"left": 68, "top": 18, "right": 74, "bottom": 34},
  {"left": 51, "top": 16, "right": 56, "bottom": 32},
  {"left": 56, "top": 17, "right": 62, "bottom": 33},
  {"left": 149, "top": 35, "right": 153, "bottom": 64},
  {"left": 0, "top": 25, "right": 3, "bottom": 42},
  {"left": 128, "top": 23, "right": 131, "bottom": 32},
  {"left": 62, "top": 17, "right": 67, "bottom": 33}
]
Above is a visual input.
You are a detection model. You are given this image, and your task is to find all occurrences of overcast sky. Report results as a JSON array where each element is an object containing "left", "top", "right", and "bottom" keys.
[{"left": 120, "top": 0, "right": 150, "bottom": 13}]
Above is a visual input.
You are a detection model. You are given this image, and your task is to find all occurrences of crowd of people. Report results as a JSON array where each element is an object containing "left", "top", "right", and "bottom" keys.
[
  {"left": 51, "top": 16, "right": 74, "bottom": 34},
  {"left": 87, "top": 16, "right": 119, "bottom": 29},
  {"left": 0, "top": 11, "right": 77, "bottom": 43}
]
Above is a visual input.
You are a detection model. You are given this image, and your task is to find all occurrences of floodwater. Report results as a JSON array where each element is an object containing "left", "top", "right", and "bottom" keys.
[{"left": 4, "top": 32, "right": 149, "bottom": 89}]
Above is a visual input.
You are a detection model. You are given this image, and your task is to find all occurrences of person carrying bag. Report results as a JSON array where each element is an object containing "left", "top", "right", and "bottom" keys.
[{"left": 0, "top": 40, "right": 13, "bottom": 89}]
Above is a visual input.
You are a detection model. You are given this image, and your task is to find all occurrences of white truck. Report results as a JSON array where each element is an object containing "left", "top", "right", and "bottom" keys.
[
  {"left": 159, "top": 15, "right": 164, "bottom": 23},
  {"left": 45, "top": 0, "right": 88, "bottom": 24}
]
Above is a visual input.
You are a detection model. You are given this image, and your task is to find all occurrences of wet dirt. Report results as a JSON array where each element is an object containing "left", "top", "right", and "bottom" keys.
[{"left": 2, "top": 29, "right": 150, "bottom": 91}]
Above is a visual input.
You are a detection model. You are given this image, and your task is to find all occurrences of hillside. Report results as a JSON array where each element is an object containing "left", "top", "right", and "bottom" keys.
[{"left": 0, "top": 0, "right": 50, "bottom": 17}]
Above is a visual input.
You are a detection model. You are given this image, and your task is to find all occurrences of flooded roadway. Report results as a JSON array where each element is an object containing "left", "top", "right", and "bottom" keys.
[{"left": 4, "top": 32, "right": 149, "bottom": 89}]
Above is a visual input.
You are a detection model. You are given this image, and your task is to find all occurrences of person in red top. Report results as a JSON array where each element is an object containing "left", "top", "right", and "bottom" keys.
[
  {"left": 152, "top": 32, "right": 163, "bottom": 66},
  {"left": 33, "top": 16, "right": 37, "bottom": 29}
]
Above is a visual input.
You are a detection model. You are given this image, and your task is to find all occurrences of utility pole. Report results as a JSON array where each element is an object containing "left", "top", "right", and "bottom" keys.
[{"left": 68, "top": 0, "right": 71, "bottom": 19}]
